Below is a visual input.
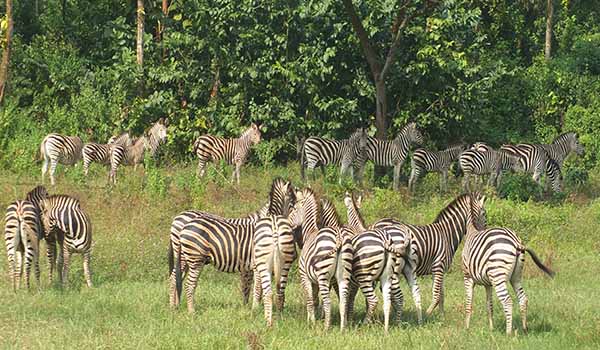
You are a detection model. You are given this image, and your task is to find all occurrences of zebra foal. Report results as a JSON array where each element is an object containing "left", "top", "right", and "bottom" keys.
[
  {"left": 39, "top": 194, "right": 93, "bottom": 287},
  {"left": 300, "top": 128, "right": 367, "bottom": 184},
  {"left": 462, "top": 223, "right": 555, "bottom": 335},
  {"left": 193, "top": 123, "right": 261, "bottom": 185},
  {"left": 459, "top": 148, "right": 524, "bottom": 191},
  {"left": 40, "top": 133, "right": 84, "bottom": 185},
  {"left": 82, "top": 132, "right": 134, "bottom": 176},
  {"left": 109, "top": 119, "right": 168, "bottom": 184},
  {"left": 409, "top": 144, "right": 466, "bottom": 192}
]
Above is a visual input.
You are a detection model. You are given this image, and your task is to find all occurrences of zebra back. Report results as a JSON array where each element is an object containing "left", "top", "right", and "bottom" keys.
[
  {"left": 40, "top": 133, "right": 84, "bottom": 165},
  {"left": 540, "top": 132, "right": 584, "bottom": 166},
  {"left": 412, "top": 144, "right": 466, "bottom": 172},
  {"left": 40, "top": 194, "right": 92, "bottom": 253},
  {"left": 362, "top": 122, "right": 423, "bottom": 166},
  {"left": 108, "top": 132, "right": 135, "bottom": 147}
]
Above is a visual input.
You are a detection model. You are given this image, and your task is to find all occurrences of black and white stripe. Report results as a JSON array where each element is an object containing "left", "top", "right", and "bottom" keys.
[
  {"left": 193, "top": 123, "right": 261, "bottom": 185},
  {"left": 40, "top": 133, "right": 84, "bottom": 185},
  {"left": 355, "top": 122, "right": 424, "bottom": 190},
  {"left": 109, "top": 119, "right": 168, "bottom": 184},
  {"left": 462, "top": 224, "right": 555, "bottom": 334},
  {"left": 300, "top": 128, "right": 367, "bottom": 183},
  {"left": 82, "top": 133, "right": 134, "bottom": 176},
  {"left": 409, "top": 144, "right": 466, "bottom": 192},
  {"left": 500, "top": 144, "right": 547, "bottom": 184},
  {"left": 540, "top": 132, "right": 584, "bottom": 168},
  {"left": 459, "top": 148, "right": 524, "bottom": 191},
  {"left": 39, "top": 194, "right": 93, "bottom": 287}
]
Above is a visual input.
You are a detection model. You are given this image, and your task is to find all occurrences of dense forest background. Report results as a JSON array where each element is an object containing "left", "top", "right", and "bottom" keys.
[{"left": 0, "top": 0, "right": 598, "bottom": 174}]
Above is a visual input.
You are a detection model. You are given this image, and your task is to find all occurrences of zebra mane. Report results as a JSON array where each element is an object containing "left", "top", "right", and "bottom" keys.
[
  {"left": 320, "top": 197, "right": 341, "bottom": 228},
  {"left": 433, "top": 193, "right": 480, "bottom": 223},
  {"left": 26, "top": 185, "right": 48, "bottom": 204},
  {"left": 268, "top": 177, "right": 295, "bottom": 216},
  {"left": 296, "top": 187, "right": 322, "bottom": 228},
  {"left": 552, "top": 132, "right": 577, "bottom": 144}
]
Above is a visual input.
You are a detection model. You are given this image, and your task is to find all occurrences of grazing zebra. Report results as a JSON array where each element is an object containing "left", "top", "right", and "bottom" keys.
[
  {"left": 539, "top": 132, "right": 584, "bottom": 168},
  {"left": 4, "top": 199, "right": 44, "bottom": 290},
  {"left": 355, "top": 122, "right": 424, "bottom": 190},
  {"left": 82, "top": 133, "right": 135, "bottom": 176},
  {"left": 109, "top": 119, "right": 168, "bottom": 184},
  {"left": 459, "top": 149, "right": 524, "bottom": 191},
  {"left": 500, "top": 144, "right": 547, "bottom": 184},
  {"left": 409, "top": 144, "right": 467, "bottom": 192},
  {"left": 39, "top": 195, "right": 93, "bottom": 287},
  {"left": 40, "top": 133, "right": 84, "bottom": 185},
  {"left": 252, "top": 215, "right": 296, "bottom": 327},
  {"left": 370, "top": 192, "right": 488, "bottom": 320},
  {"left": 289, "top": 188, "right": 351, "bottom": 329},
  {"left": 300, "top": 128, "right": 368, "bottom": 184},
  {"left": 193, "top": 123, "right": 261, "bottom": 185},
  {"left": 462, "top": 224, "right": 555, "bottom": 335}
]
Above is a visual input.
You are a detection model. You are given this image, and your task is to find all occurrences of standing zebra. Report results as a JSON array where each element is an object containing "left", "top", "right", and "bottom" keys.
[
  {"left": 539, "top": 132, "right": 584, "bottom": 168},
  {"left": 5, "top": 198, "right": 44, "bottom": 290},
  {"left": 355, "top": 122, "right": 424, "bottom": 190},
  {"left": 459, "top": 148, "right": 524, "bottom": 191},
  {"left": 409, "top": 144, "right": 467, "bottom": 192},
  {"left": 40, "top": 133, "right": 84, "bottom": 185},
  {"left": 462, "top": 224, "right": 555, "bottom": 335},
  {"left": 300, "top": 128, "right": 367, "bottom": 184},
  {"left": 39, "top": 194, "right": 93, "bottom": 287},
  {"left": 82, "top": 132, "right": 135, "bottom": 176},
  {"left": 371, "top": 192, "right": 488, "bottom": 320},
  {"left": 109, "top": 119, "right": 168, "bottom": 184},
  {"left": 193, "top": 123, "right": 261, "bottom": 185},
  {"left": 500, "top": 144, "right": 547, "bottom": 184},
  {"left": 252, "top": 215, "right": 296, "bottom": 327}
]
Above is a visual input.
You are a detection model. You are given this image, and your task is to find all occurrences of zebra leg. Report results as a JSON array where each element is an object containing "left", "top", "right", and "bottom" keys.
[
  {"left": 252, "top": 267, "right": 263, "bottom": 310},
  {"left": 49, "top": 158, "right": 58, "bottom": 186},
  {"left": 404, "top": 264, "right": 422, "bottom": 324},
  {"left": 240, "top": 269, "right": 253, "bottom": 304},
  {"left": 511, "top": 255, "right": 528, "bottom": 334},
  {"left": 169, "top": 270, "right": 179, "bottom": 308},
  {"left": 301, "top": 275, "right": 316, "bottom": 323},
  {"left": 258, "top": 265, "right": 274, "bottom": 327},
  {"left": 196, "top": 160, "right": 207, "bottom": 178},
  {"left": 346, "top": 282, "right": 359, "bottom": 324},
  {"left": 337, "top": 278, "right": 349, "bottom": 330},
  {"left": 83, "top": 157, "right": 90, "bottom": 176},
  {"left": 485, "top": 285, "right": 494, "bottom": 330},
  {"left": 23, "top": 246, "right": 33, "bottom": 290},
  {"left": 83, "top": 250, "right": 93, "bottom": 288},
  {"left": 185, "top": 261, "right": 204, "bottom": 314},
  {"left": 41, "top": 157, "right": 49, "bottom": 183},
  {"left": 463, "top": 276, "right": 475, "bottom": 329},
  {"left": 492, "top": 279, "right": 514, "bottom": 335},
  {"left": 33, "top": 248, "right": 41, "bottom": 290},
  {"left": 408, "top": 168, "right": 417, "bottom": 193},
  {"left": 393, "top": 164, "right": 401, "bottom": 191},
  {"left": 441, "top": 170, "right": 448, "bottom": 192},
  {"left": 235, "top": 162, "right": 242, "bottom": 185},
  {"left": 426, "top": 270, "right": 445, "bottom": 316},
  {"left": 15, "top": 250, "right": 23, "bottom": 290},
  {"left": 61, "top": 247, "right": 71, "bottom": 287},
  {"left": 56, "top": 239, "right": 64, "bottom": 284},
  {"left": 7, "top": 248, "right": 15, "bottom": 291},
  {"left": 318, "top": 277, "right": 332, "bottom": 330},
  {"left": 46, "top": 237, "right": 57, "bottom": 284},
  {"left": 358, "top": 278, "right": 378, "bottom": 324},
  {"left": 390, "top": 273, "right": 404, "bottom": 323}
]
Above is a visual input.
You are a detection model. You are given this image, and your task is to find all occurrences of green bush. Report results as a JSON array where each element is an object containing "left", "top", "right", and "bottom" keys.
[{"left": 497, "top": 173, "right": 543, "bottom": 202}]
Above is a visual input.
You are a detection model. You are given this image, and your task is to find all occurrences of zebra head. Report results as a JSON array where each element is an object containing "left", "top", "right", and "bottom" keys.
[
  {"left": 246, "top": 123, "right": 262, "bottom": 145},
  {"left": 397, "top": 122, "right": 424, "bottom": 146},
  {"left": 349, "top": 128, "right": 368, "bottom": 151},
  {"left": 26, "top": 185, "right": 49, "bottom": 206},
  {"left": 151, "top": 119, "right": 168, "bottom": 143},
  {"left": 558, "top": 132, "right": 584, "bottom": 156},
  {"left": 268, "top": 178, "right": 296, "bottom": 216},
  {"left": 469, "top": 192, "right": 487, "bottom": 231},
  {"left": 38, "top": 198, "right": 54, "bottom": 234},
  {"left": 289, "top": 188, "right": 320, "bottom": 233},
  {"left": 343, "top": 191, "right": 362, "bottom": 209}
]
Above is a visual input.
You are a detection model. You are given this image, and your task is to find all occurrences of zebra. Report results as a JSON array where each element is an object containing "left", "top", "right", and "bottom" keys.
[
  {"left": 109, "top": 119, "right": 168, "bottom": 184},
  {"left": 471, "top": 142, "right": 493, "bottom": 152},
  {"left": 409, "top": 144, "right": 467, "bottom": 192},
  {"left": 193, "top": 123, "right": 261, "bottom": 185},
  {"left": 539, "top": 132, "right": 584, "bottom": 168},
  {"left": 4, "top": 199, "right": 44, "bottom": 290},
  {"left": 82, "top": 133, "right": 135, "bottom": 176},
  {"left": 40, "top": 133, "right": 84, "bottom": 185},
  {"left": 459, "top": 148, "right": 525, "bottom": 191},
  {"left": 288, "top": 187, "right": 352, "bottom": 330},
  {"left": 355, "top": 122, "right": 424, "bottom": 190},
  {"left": 462, "top": 225, "right": 555, "bottom": 335},
  {"left": 39, "top": 194, "right": 93, "bottom": 287},
  {"left": 369, "top": 192, "right": 488, "bottom": 322},
  {"left": 500, "top": 143, "right": 547, "bottom": 184},
  {"left": 545, "top": 158, "right": 563, "bottom": 192},
  {"left": 300, "top": 128, "right": 368, "bottom": 184},
  {"left": 252, "top": 215, "right": 296, "bottom": 327},
  {"left": 343, "top": 191, "right": 365, "bottom": 234}
]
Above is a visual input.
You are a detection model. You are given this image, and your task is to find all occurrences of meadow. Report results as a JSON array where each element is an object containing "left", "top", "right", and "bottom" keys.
[{"left": 1, "top": 163, "right": 600, "bottom": 349}]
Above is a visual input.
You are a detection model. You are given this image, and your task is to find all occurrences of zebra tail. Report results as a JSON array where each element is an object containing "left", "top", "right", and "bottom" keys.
[
  {"left": 168, "top": 242, "right": 174, "bottom": 277},
  {"left": 192, "top": 137, "right": 201, "bottom": 155},
  {"left": 175, "top": 247, "right": 183, "bottom": 301},
  {"left": 39, "top": 137, "right": 47, "bottom": 162},
  {"left": 525, "top": 248, "right": 555, "bottom": 278},
  {"left": 300, "top": 138, "right": 306, "bottom": 181},
  {"left": 273, "top": 229, "right": 282, "bottom": 291}
]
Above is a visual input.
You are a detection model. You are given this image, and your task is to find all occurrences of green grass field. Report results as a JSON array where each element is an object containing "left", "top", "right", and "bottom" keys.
[{"left": 1, "top": 163, "right": 600, "bottom": 349}]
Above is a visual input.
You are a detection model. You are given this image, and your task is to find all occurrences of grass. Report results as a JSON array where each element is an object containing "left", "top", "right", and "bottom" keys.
[{"left": 1, "top": 162, "right": 600, "bottom": 349}]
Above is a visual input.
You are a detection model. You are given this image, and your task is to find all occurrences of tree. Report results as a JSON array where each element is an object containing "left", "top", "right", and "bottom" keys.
[
  {"left": 0, "top": 0, "right": 14, "bottom": 104},
  {"left": 136, "top": 0, "right": 144, "bottom": 68},
  {"left": 342, "top": 0, "right": 437, "bottom": 140},
  {"left": 545, "top": 0, "right": 554, "bottom": 60}
]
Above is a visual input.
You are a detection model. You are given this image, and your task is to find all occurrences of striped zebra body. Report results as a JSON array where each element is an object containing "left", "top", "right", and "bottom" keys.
[
  {"left": 471, "top": 142, "right": 493, "bottom": 152},
  {"left": 409, "top": 144, "right": 466, "bottom": 192},
  {"left": 40, "top": 195, "right": 93, "bottom": 287},
  {"left": 370, "top": 193, "right": 487, "bottom": 321},
  {"left": 500, "top": 144, "right": 547, "bottom": 184},
  {"left": 175, "top": 217, "right": 255, "bottom": 313},
  {"left": 459, "top": 148, "right": 524, "bottom": 191},
  {"left": 83, "top": 133, "right": 134, "bottom": 176},
  {"left": 40, "top": 133, "right": 84, "bottom": 185},
  {"left": 109, "top": 120, "right": 168, "bottom": 184},
  {"left": 290, "top": 188, "right": 350, "bottom": 330},
  {"left": 540, "top": 132, "right": 584, "bottom": 168},
  {"left": 462, "top": 226, "right": 555, "bottom": 334},
  {"left": 194, "top": 123, "right": 261, "bottom": 185},
  {"left": 4, "top": 200, "right": 43, "bottom": 290},
  {"left": 300, "top": 128, "right": 367, "bottom": 184},
  {"left": 252, "top": 215, "right": 296, "bottom": 326},
  {"left": 320, "top": 197, "right": 341, "bottom": 229},
  {"left": 356, "top": 122, "right": 424, "bottom": 190}
]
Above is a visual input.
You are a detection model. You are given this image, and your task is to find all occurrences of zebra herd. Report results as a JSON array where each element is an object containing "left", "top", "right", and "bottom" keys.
[
  {"left": 4, "top": 185, "right": 93, "bottom": 290},
  {"left": 167, "top": 178, "right": 554, "bottom": 334}
]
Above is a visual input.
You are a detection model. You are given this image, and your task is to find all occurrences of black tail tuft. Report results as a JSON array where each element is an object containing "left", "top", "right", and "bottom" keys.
[
  {"left": 526, "top": 248, "right": 555, "bottom": 278},
  {"left": 168, "top": 243, "right": 174, "bottom": 276}
]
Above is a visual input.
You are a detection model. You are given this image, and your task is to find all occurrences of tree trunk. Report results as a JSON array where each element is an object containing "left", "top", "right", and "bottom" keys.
[
  {"left": 545, "top": 0, "right": 554, "bottom": 60},
  {"left": 158, "top": 0, "right": 168, "bottom": 60},
  {"left": 136, "top": 0, "right": 145, "bottom": 68},
  {"left": 374, "top": 78, "right": 388, "bottom": 140},
  {"left": 0, "top": 0, "right": 14, "bottom": 104}
]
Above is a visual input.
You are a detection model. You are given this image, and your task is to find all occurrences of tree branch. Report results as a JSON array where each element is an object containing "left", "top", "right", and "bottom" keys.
[{"left": 342, "top": 0, "right": 381, "bottom": 80}]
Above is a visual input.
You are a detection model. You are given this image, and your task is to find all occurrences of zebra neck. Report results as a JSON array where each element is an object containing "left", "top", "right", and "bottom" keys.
[{"left": 346, "top": 205, "right": 366, "bottom": 231}]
